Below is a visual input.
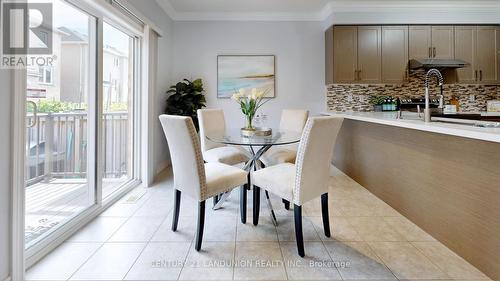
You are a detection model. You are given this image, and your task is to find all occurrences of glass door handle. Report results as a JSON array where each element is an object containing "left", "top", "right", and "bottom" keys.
[{"left": 27, "top": 101, "right": 37, "bottom": 128}]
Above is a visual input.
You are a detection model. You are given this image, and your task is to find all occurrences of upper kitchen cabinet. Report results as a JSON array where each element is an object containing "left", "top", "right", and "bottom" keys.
[
  {"left": 333, "top": 26, "right": 358, "bottom": 83},
  {"left": 330, "top": 26, "right": 381, "bottom": 83},
  {"left": 431, "top": 26, "right": 455, "bottom": 58},
  {"left": 454, "top": 26, "right": 476, "bottom": 83},
  {"left": 357, "top": 26, "right": 382, "bottom": 83},
  {"left": 409, "top": 26, "right": 432, "bottom": 59},
  {"left": 409, "top": 25, "right": 454, "bottom": 59},
  {"left": 382, "top": 26, "right": 408, "bottom": 83},
  {"left": 476, "top": 26, "right": 500, "bottom": 84},
  {"left": 454, "top": 26, "right": 500, "bottom": 84}
]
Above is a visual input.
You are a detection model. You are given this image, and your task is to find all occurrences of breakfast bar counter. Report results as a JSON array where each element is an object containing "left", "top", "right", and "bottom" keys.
[
  {"left": 323, "top": 111, "right": 500, "bottom": 280},
  {"left": 321, "top": 111, "right": 500, "bottom": 143}
]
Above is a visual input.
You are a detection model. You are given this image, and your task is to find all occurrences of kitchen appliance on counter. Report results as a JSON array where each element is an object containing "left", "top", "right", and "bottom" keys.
[
  {"left": 487, "top": 100, "right": 500, "bottom": 112},
  {"left": 399, "top": 97, "right": 500, "bottom": 122},
  {"left": 399, "top": 97, "right": 442, "bottom": 114}
]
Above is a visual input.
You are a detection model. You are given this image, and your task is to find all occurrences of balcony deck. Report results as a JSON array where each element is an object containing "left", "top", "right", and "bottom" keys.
[{"left": 25, "top": 177, "right": 127, "bottom": 245}]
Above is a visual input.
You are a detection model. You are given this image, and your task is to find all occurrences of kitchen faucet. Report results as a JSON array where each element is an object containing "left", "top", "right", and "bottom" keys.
[{"left": 424, "top": 68, "right": 444, "bottom": 123}]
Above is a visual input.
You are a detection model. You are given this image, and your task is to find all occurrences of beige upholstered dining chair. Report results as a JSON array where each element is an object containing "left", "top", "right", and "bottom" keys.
[
  {"left": 260, "top": 109, "right": 309, "bottom": 167},
  {"left": 252, "top": 116, "right": 344, "bottom": 257},
  {"left": 260, "top": 109, "right": 309, "bottom": 210},
  {"left": 197, "top": 108, "right": 251, "bottom": 208},
  {"left": 159, "top": 115, "right": 247, "bottom": 251},
  {"left": 197, "top": 109, "right": 249, "bottom": 165}
]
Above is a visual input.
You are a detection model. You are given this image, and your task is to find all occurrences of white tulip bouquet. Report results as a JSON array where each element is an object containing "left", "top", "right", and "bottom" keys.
[{"left": 232, "top": 88, "right": 270, "bottom": 130}]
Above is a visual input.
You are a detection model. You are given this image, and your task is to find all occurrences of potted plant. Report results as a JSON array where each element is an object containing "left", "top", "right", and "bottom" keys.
[
  {"left": 231, "top": 88, "right": 270, "bottom": 135},
  {"left": 369, "top": 96, "right": 387, "bottom": 112},
  {"left": 165, "top": 78, "right": 206, "bottom": 131}
]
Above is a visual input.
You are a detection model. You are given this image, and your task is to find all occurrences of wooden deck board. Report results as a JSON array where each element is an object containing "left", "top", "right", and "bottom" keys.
[{"left": 25, "top": 178, "right": 128, "bottom": 244}]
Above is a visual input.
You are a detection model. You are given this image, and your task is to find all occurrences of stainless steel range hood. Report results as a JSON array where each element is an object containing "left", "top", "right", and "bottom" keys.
[{"left": 409, "top": 58, "right": 468, "bottom": 69}]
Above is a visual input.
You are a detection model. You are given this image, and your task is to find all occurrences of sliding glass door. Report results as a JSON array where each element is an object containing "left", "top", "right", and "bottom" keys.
[
  {"left": 24, "top": 0, "right": 141, "bottom": 251},
  {"left": 101, "top": 22, "right": 137, "bottom": 199},
  {"left": 24, "top": 0, "right": 97, "bottom": 247}
]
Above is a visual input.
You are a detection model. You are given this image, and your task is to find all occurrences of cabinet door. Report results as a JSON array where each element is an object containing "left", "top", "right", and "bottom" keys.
[
  {"left": 409, "top": 26, "right": 432, "bottom": 59},
  {"left": 325, "top": 27, "right": 334, "bottom": 85},
  {"left": 333, "top": 26, "right": 357, "bottom": 83},
  {"left": 454, "top": 26, "right": 476, "bottom": 83},
  {"left": 431, "top": 26, "right": 454, "bottom": 58},
  {"left": 476, "top": 26, "right": 499, "bottom": 84},
  {"left": 382, "top": 26, "right": 408, "bottom": 83},
  {"left": 358, "top": 26, "right": 382, "bottom": 83}
]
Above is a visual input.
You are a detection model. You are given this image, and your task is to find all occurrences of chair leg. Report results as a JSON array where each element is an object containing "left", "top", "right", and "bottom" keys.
[
  {"left": 253, "top": 185, "right": 260, "bottom": 226},
  {"left": 321, "top": 193, "right": 331, "bottom": 238},
  {"left": 172, "top": 189, "right": 181, "bottom": 231},
  {"left": 246, "top": 171, "right": 251, "bottom": 190},
  {"left": 282, "top": 198, "right": 290, "bottom": 210},
  {"left": 195, "top": 200, "right": 206, "bottom": 251},
  {"left": 294, "top": 204, "right": 305, "bottom": 257},
  {"left": 213, "top": 194, "right": 219, "bottom": 207},
  {"left": 240, "top": 185, "right": 247, "bottom": 224}
]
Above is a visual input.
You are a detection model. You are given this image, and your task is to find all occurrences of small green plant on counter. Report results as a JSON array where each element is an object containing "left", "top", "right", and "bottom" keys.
[{"left": 369, "top": 96, "right": 388, "bottom": 105}]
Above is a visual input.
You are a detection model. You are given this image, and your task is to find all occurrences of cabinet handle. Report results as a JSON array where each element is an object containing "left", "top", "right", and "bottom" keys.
[
  {"left": 475, "top": 70, "right": 478, "bottom": 81},
  {"left": 428, "top": 47, "right": 432, "bottom": 58},
  {"left": 433, "top": 47, "right": 436, "bottom": 58},
  {"left": 480, "top": 70, "right": 483, "bottom": 81},
  {"left": 358, "top": 69, "right": 361, "bottom": 81}
]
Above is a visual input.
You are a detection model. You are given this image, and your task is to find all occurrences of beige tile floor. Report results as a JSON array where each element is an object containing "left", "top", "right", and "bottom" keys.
[{"left": 26, "top": 168, "right": 493, "bottom": 281}]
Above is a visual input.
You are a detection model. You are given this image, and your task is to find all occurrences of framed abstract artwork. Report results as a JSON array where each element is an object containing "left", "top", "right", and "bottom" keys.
[{"left": 217, "top": 55, "right": 275, "bottom": 98}]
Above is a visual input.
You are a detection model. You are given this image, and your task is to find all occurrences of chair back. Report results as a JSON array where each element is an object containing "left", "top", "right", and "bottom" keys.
[
  {"left": 279, "top": 109, "right": 309, "bottom": 150},
  {"left": 280, "top": 109, "right": 309, "bottom": 133},
  {"left": 197, "top": 109, "right": 227, "bottom": 152},
  {"left": 293, "top": 116, "right": 343, "bottom": 205},
  {"left": 159, "top": 115, "right": 206, "bottom": 201}
]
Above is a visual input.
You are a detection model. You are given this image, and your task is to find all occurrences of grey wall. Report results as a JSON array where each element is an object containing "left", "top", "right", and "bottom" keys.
[
  {"left": 0, "top": 69, "right": 12, "bottom": 280},
  {"left": 172, "top": 21, "right": 326, "bottom": 129},
  {"left": 124, "top": 0, "right": 174, "bottom": 174}
]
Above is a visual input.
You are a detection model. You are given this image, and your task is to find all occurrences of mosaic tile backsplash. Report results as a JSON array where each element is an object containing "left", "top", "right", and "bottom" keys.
[{"left": 326, "top": 69, "right": 500, "bottom": 112}]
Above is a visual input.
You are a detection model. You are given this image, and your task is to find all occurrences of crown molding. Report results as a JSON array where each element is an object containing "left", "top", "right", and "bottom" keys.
[{"left": 156, "top": 0, "right": 500, "bottom": 22}]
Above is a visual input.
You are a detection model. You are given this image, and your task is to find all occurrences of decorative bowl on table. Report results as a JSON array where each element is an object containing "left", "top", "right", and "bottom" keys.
[{"left": 240, "top": 127, "right": 272, "bottom": 137}]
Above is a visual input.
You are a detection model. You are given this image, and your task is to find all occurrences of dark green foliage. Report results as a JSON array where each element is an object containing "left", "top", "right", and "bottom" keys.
[{"left": 165, "top": 78, "right": 206, "bottom": 130}]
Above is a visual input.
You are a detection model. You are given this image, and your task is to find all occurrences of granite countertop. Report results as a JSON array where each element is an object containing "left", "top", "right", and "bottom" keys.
[{"left": 321, "top": 111, "right": 500, "bottom": 143}]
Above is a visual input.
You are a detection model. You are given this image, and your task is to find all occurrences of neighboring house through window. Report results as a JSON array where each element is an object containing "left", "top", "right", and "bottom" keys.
[{"left": 38, "top": 66, "right": 54, "bottom": 85}]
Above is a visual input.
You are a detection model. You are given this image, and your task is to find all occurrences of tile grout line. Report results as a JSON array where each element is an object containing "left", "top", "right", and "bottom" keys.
[
  {"left": 232, "top": 213, "right": 238, "bottom": 281},
  {"left": 313, "top": 210, "right": 344, "bottom": 281},
  {"left": 65, "top": 212, "right": 134, "bottom": 280},
  {"left": 65, "top": 241, "right": 106, "bottom": 280},
  {"left": 409, "top": 241, "right": 460, "bottom": 280},
  {"left": 121, "top": 211, "right": 171, "bottom": 280},
  {"left": 66, "top": 188, "right": 163, "bottom": 281},
  {"left": 273, "top": 202, "right": 290, "bottom": 281},
  {"left": 363, "top": 241, "right": 406, "bottom": 281}
]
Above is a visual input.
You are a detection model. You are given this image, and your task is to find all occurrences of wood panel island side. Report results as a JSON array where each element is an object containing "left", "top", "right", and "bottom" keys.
[{"left": 325, "top": 112, "right": 500, "bottom": 280}]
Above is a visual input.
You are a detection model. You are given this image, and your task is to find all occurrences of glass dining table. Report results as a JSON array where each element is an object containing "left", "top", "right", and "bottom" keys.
[{"left": 206, "top": 129, "right": 302, "bottom": 226}]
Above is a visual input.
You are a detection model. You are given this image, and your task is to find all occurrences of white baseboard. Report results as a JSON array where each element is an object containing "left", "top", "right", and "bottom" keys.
[
  {"left": 3, "top": 276, "right": 12, "bottom": 281},
  {"left": 155, "top": 160, "right": 171, "bottom": 175}
]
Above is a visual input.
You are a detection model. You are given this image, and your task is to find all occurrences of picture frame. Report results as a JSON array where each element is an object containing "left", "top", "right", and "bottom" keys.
[{"left": 217, "top": 55, "right": 276, "bottom": 99}]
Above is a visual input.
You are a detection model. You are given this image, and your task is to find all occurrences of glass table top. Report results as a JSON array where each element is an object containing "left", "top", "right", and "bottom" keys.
[{"left": 206, "top": 128, "right": 302, "bottom": 146}]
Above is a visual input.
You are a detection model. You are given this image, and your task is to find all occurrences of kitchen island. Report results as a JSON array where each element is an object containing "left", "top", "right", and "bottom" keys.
[{"left": 323, "top": 111, "right": 500, "bottom": 280}]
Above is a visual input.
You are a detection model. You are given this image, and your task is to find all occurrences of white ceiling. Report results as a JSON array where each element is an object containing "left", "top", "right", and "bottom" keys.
[{"left": 156, "top": 0, "right": 500, "bottom": 21}]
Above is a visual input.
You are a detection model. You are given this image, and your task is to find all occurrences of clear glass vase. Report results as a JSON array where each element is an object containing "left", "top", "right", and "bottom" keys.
[{"left": 245, "top": 114, "right": 255, "bottom": 131}]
